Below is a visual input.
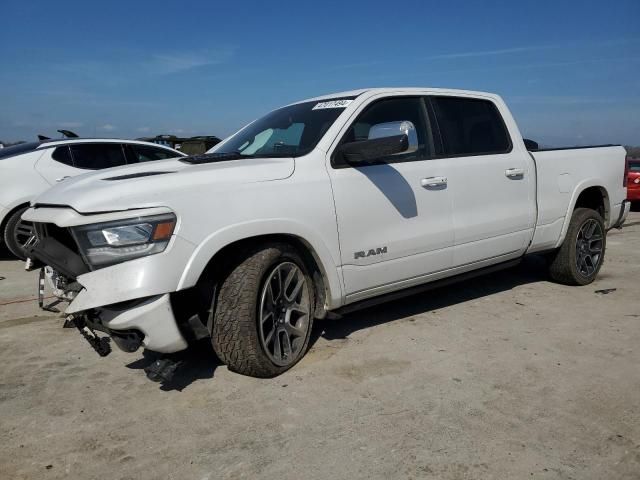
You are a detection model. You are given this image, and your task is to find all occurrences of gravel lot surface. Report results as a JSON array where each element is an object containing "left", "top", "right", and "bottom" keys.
[{"left": 1, "top": 212, "right": 639, "bottom": 479}]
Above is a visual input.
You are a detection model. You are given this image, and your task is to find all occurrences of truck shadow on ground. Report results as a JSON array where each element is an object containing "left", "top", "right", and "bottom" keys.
[
  {"left": 128, "top": 255, "right": 550, "bottom": 391},
  {"left": 312, "top": 255, "right": 550, "bottom": 344},
  {"left": 0, "top": 247, "right": 16, "bottom": 261},
  {"left": 125, "top": 340, "right": 222, "bottom": 392}
]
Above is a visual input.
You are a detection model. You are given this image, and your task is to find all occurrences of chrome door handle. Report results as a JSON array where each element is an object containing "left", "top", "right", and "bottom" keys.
[
  {"left": 421, "top": 176, "right": 447, "bottom": 188},
  {"left": 505, "top": 168, "right": 524, "bottom": 178},
  {"left": 56, "top": 176, "right": 70, "bottom": 182}
]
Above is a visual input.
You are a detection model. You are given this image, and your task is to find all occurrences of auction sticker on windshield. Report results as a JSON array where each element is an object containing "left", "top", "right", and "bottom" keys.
[{"left": 312, "top": 99, "right": 353, "bottom": 110}]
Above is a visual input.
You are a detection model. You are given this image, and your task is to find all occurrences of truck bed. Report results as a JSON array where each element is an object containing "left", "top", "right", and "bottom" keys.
[{"left": 527, "top": 145, "right": 627, "bottom": 253}]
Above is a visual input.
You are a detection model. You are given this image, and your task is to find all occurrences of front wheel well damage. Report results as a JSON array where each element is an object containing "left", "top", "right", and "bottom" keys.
[{"left": 170, "top": 234, "right": 329, "bottom": 341}]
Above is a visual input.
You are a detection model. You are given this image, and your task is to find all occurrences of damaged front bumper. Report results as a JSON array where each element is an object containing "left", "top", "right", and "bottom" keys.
[
  {"left": 23, "top": 206, "right": 196, "bottom": 355},
  {"left": 85, "top": 294, "right": 188, "bottom": 353}
]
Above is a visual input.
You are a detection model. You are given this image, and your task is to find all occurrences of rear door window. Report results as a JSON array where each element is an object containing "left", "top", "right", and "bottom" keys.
[
  {"left": 127, "top": 144, "right": 179, "bottom": 163},
  {"left": 429, "top": 96, "right": 511, "bottom": 156},
  {"left": 70, "top": 143, "right": 127, "bottom": 169}
]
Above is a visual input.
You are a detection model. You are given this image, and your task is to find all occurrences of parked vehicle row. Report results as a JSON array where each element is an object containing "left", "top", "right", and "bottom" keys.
[
  {"left": 0, "top": 139, "right": 185, "bottom": 258},
  {"left": 22, "top": 87, "right": 630, "bottom": 378}
]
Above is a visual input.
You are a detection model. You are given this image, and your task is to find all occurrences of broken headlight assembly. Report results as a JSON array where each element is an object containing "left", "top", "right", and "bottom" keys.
[{"left": 71, "top": 213, "right": 176, "bottom": 269}]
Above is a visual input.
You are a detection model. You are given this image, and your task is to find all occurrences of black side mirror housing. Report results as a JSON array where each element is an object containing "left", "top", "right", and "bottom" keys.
[
  {"left": 523, "top": 138, "right": 539, "bottom": 151},
  {"left": 336, "top": 134, "right": 409, "bottom": 164}
]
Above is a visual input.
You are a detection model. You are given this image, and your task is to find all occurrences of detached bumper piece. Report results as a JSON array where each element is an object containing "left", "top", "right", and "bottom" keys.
[{"left": 72, "top": 313, "right": 113, "bottom": 357}]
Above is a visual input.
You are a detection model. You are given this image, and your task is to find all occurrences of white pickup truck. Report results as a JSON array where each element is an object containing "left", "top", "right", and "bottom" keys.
[{"left": 24, "top": 88, "right": 630, "bottom": 378}]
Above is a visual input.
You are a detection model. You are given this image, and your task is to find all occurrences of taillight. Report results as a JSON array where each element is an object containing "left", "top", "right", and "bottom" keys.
[{"left": 624, "top": 157, "right": 629, "bottom": 187}]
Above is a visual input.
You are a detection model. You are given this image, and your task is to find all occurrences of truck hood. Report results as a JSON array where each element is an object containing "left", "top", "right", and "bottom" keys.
[{"left": 33, "top": 156, "right": 295, "bottom": 213}]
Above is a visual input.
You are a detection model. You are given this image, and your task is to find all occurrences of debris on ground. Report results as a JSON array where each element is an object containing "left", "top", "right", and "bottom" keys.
[{"left": 594, "top": 288, "right": 617, "bottom": 295}]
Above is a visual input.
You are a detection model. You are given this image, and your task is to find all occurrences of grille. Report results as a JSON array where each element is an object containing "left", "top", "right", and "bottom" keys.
[
  {"left": 31, "top": 222, "right": 89, "bottom": 278},
  {"left": 44, "top": 224, "right": 80, "bottom": 253}
]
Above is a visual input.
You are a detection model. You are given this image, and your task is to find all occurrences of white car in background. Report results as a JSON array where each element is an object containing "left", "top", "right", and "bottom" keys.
[{"left": 0, "top": 138, "right": 185, "bottom": 258}]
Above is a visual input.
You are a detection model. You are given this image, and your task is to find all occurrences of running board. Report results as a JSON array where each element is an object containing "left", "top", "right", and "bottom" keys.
[{"left": 330, "top": 258, "right": 522, "bottom": 318}]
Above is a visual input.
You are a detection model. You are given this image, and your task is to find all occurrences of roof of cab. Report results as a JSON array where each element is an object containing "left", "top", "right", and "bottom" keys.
[{"left": 295, "top": 87, "right": 500, "bottom": 104}]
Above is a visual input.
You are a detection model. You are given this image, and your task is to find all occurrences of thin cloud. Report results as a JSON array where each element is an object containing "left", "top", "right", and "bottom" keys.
[
  {"left": 58, "top": 121, "right": 83, "bottom": 128},
  {"left": 150, "top": 48, "right": 236, "bottom": 74},
  {"left": 51, "top": 47, "right": 236, "bottom": 87},
  {"left": 364, "top": 55, "right": 640, "bottom": 82},
  {"left": 508, "top": 95, "right": 620, "bottom": 105},
  {"left": 425, "top": 37, "right": 640, "bottom": 61},
  {"left": 329, "top": 37, "right": 640, "bottom": 70},
  {"left": 424, "top": 46, "right": 550, "bottom": 60},
  {"left": 99, "top": 124, "right": 117, "bottom": 132}
]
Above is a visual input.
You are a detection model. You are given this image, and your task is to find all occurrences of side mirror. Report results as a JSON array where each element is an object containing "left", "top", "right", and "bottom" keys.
[
  {"left": 337, "top": 134, "right": 408, "bottom": 164},
  {"left": 368, "top": 121, "right": 418, "bottom": 154},
  {"left": 336, "top": 120, "right": 417, "bottom": 164},
  {"left": 523, "top": 138, "right": 539, "bottom": 151}
]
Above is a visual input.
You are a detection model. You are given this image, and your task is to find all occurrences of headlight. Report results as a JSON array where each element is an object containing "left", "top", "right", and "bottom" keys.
[{"left": 71, "top": 213, "right": 176, "bottom": 268}]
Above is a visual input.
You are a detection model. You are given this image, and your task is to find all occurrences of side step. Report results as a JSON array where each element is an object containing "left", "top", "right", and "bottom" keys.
[{"left": 330, "top": 258, "right": 522, "bottom": 318}]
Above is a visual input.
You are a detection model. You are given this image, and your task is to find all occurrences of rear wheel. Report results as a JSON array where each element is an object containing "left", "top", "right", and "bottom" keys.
[
  {"left": 3, "top": 206, "right": 33, "bottom": 260},
  {"left": 548, "top": 208, "right": 606, "bottom": 285},
  {"left": 211, "top": 243, "right": 314, "bottom": 378}
]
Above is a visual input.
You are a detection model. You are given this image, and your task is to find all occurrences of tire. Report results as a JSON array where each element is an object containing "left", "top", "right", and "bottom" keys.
[
  {"left": 3, "top": 206, "right": 33, "bottom": 260},
  {"left": 211, "top": 243, "right": 315, "bottom": 378},
  {"left": 548, "top": 208, "right": 606, "bottom": 285}
]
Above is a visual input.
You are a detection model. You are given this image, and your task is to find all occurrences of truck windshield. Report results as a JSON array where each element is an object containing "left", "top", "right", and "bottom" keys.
[{"left": 210, "top": 97, "right": 355, "bottom": 158}]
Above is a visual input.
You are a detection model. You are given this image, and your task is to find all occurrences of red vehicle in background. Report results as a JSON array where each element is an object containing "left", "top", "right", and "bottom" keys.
[{"left": 627, "top": 158, "right": 640, "bottom": 203}]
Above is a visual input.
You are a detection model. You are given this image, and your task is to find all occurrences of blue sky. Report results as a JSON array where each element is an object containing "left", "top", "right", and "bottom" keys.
[{"left": 1, "top": 0, "right": 639, "bottom": 146}]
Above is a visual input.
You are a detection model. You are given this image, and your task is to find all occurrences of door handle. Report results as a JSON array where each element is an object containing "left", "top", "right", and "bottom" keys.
[
  {"left": 505, "top": 168, "right": 524, "bottom": 179},
  {"left": 421, "top": 176, "right": 447, "bottom": 188},
  {"left": 56, "top": 176, "right": 70, "bottom": 182}
]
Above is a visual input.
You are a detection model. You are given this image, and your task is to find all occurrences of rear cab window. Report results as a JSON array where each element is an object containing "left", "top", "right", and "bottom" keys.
[{"left": 428, "top": 96, "right": 511, "bottom": 157}]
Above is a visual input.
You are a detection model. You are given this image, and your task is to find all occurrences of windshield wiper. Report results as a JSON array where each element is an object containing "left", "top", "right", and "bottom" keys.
[{"left": 180, "top": 151, "right": 253, "bottom": 164}]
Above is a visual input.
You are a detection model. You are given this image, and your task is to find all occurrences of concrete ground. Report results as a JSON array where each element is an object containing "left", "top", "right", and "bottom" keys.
[{"left": 1, "top": 213, "right": 639, "bottom": 480}]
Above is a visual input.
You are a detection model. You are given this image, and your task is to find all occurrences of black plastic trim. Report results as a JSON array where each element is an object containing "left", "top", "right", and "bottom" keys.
[
  {"left": 103, "top": 171, "right": 175, "bottom": 181},
  {"left": 333, "top": 258, "right": 521, "bottom": 317},
  {"left": 27, "top": 236, "right": 89, "bottom": 280}
]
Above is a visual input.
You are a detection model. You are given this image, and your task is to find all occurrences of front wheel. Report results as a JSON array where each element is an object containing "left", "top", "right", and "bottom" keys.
[
  {"left": 548, "top": 208, "right": 606, "bottom": 285},
  {"left": 210, "top": 243, "right": 314, "bottom": 378}
]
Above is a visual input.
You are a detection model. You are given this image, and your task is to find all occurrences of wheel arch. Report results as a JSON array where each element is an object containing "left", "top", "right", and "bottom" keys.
[
  {"left": 555, "top": 181, "right": 610, "bottom": 248},
  {"left": 177, "top": 221, "right": 344, "bottom": 313}
]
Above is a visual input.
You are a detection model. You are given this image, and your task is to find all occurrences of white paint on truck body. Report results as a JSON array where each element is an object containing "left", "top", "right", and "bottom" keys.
[{"left": 23, "top": 87, "right": 628, "bottom": 353}]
